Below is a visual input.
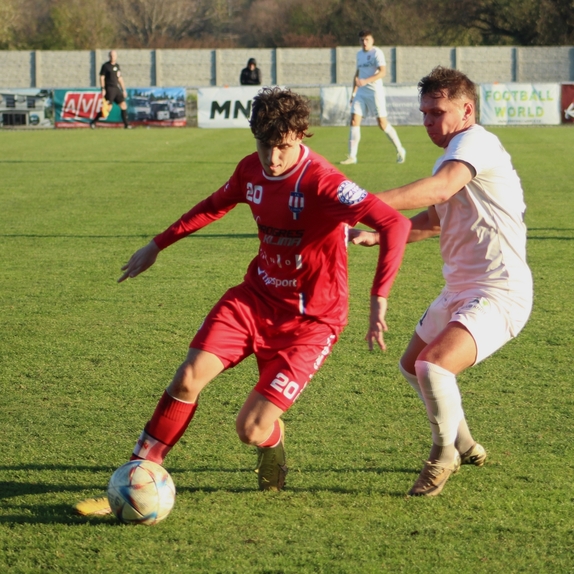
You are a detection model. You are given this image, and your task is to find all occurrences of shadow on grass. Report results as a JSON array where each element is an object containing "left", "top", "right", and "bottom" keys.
[
  {"left": 528, "top": 236, "right": 574, "bottom": 240},
  {"left": 527, "top": 228, "right": 574, "bottom": 240},
  {"left": 0, "top": 462, "right": 412, "bottom": 524},
  {"left": 0, "top": 463, "right": 417, "bottom": 476}
]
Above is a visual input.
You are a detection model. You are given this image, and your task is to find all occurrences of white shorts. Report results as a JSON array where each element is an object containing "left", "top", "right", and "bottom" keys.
[
  {"left": 415, "top": 287, "right": 532, "bottom": 365},
  {"left": 351, "top": 87, "right": 387, "bottom": 118}
]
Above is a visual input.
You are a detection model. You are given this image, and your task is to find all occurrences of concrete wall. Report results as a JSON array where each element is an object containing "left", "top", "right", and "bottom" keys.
[
  {"left": 517, "top": 46, "right": 574, "bottom": 82},
  {"left": 1, "top": 51, "right": 36, "bottom": 87},
  {"left": 456, "top": 47, "right": 516, "bottom": 83},
  {"left": 395, "top": 47, "right": 455, "bottom": 83},
  {"left": 1, "top": 46, "right": 572, "bottom": 88}
]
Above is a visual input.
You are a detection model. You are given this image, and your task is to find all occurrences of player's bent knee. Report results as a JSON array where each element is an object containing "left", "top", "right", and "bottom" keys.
[
  {"left": 235, "top": 421, "right": 261, "bottom": 445},
  {"left": 236, "top": 429, "right": 253, "bottom": 445}
]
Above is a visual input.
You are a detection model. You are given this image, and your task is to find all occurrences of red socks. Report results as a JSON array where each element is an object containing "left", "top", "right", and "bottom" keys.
[
  {"left": 257, "top": 419, "right": 282, "bottom": 448},
  {"left": 131, "top": 391, "right": 282, "bottom": 463},
  {"left": 131, "top": 390, "right": 197, "bottom": 464}
]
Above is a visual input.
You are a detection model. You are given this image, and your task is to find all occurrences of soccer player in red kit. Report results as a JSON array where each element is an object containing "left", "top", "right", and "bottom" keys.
[{"left": 74, "top": 87, "right": 410, "bottom": 515}]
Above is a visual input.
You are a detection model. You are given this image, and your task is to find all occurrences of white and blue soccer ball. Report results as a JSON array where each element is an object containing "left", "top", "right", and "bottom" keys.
[{"left": 107, "top": 460, "right": 176, "bottom": 525}]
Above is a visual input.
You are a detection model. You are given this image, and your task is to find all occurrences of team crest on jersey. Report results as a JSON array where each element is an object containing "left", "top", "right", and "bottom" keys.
[
  {"left": 289, "top": 191, "right": 305, "bottom": 220},
  {"left": 337, "top": 181, "right": 367, "bottom": 205}
]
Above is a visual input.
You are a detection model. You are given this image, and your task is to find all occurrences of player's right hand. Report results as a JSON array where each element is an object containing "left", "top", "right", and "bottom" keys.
[{"left": 118, "top": 240, "right": 160, "bottom": 283}]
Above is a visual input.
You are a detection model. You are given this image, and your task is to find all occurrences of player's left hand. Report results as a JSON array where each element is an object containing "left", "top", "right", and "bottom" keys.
[
  {"left": 367, "top": 296, "right": 388, "bottom": 351},
  {"left": 349, "top": 228, "right": 379, "bottom": 247}
]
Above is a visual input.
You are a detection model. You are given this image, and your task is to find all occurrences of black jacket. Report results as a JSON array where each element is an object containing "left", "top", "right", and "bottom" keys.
[{"left": 240, "top": 67, "right": 261, "bottom": 85}]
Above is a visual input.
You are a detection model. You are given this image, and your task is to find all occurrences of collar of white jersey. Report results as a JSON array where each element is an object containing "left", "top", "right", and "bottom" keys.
[{"left": 261, "top": 144, "right": 311, "bottom": 181}]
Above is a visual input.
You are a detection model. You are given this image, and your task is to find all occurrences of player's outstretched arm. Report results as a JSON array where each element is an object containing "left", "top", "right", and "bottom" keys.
[
  {"left": 118, "top": 240, "right": 160, "bottom": 283},
  {"left": 367, "top": 296, "right": 388, "bottom": 351},
  {"left": 375, "top": 160, "right": 475, "bottom": 211}
]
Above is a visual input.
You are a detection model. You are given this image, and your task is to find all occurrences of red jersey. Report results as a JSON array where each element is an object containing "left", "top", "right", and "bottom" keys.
[{"left": 154, "top": 145, "right": 410, "bottom": 327}]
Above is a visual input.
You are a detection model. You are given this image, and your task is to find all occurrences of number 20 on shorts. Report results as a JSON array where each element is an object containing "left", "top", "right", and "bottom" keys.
[{"left": 270, "top": 372, "right": 300, "bottom": 400}]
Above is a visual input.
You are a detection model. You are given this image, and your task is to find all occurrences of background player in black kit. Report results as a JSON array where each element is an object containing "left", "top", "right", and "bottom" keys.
[{"left": 91, "top": 50, "right": 130, "bottom": 129}]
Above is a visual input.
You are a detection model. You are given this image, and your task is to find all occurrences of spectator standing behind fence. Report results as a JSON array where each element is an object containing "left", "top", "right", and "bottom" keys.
[
  {"left": 341, "top": 29, "right": 405, "bottom": 165},
  {"left": 240, "top": 58, "right": 261, "bottom": 86},
  {"left": 91, "top": 50, "right": 131, "bottom": 129}
]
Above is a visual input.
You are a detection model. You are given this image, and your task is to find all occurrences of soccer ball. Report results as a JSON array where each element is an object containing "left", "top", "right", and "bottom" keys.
[{"left": 107, "top": 460, "right": 176, "bottom": 525}]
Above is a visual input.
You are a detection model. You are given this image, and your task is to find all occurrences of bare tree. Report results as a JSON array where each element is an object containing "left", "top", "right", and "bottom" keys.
[
  {"left": 1, "top": 0, "right": 572, "bottom": 50},
  {"left": 237, "top": 0, "right": 445, "bottom": 47},
  {"left": 110, "top": 0, "right": 219, "bottom": 47}
]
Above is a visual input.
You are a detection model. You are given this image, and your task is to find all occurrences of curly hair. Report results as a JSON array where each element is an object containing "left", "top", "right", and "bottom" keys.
[
  {"left": 418, "top": 66, "right": 478, "bottom": 105},
  {"left": 250, "top": 87, "right": 312, "bottom": 146}
]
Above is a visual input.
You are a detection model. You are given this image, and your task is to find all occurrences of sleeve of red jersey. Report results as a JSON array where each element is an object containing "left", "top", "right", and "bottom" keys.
[
  {"left": 153, "top": 179, "right": 240, "bottom": 250},
  {"left": 358, "top": 195, "right": 411, "bottom": 298}
]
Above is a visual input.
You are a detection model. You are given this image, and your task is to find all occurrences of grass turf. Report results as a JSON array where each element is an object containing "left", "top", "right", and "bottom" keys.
[{"left": 0, "top": 125, "right": 573, "bottom": 573}]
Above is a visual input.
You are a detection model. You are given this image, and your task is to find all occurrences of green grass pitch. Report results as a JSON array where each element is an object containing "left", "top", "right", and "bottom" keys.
[{"left": 0, "top": 124, "right": 573, "bottom": 573}]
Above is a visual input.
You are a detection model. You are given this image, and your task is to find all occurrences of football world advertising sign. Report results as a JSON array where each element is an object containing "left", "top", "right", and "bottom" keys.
[
  {"left": 53, "top": 88, "right": 187, "bottom": 128},
  {"left": 198, "top": 86, "right": 263, "bottom": 128},
  {"left": 480, "top": 84, "right": 561, "bottom": 125}
]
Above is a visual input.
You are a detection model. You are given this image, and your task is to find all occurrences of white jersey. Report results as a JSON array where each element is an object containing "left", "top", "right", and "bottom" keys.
[
  {"left": 433, "top": 124, "right": 532, "bottom": 297},
  {"left": 356, "top": 47, "right": 386, "bottom": 93}
]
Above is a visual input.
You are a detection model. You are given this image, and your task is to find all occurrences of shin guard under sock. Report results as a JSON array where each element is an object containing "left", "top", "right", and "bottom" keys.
[
  {"left": 415, "top": 360, "right": 464, "bottom": 447},
  {"left": 131, "top": 390, "right": 197, "bottom": 463}
]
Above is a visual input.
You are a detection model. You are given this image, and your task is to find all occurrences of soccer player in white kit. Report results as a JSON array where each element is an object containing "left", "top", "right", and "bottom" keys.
[
  {"left": 351, "top": 66, "right": 533, "bottom": 496},
  {"left": 341, "top": 29, "right": 406, "bottom": 165}
]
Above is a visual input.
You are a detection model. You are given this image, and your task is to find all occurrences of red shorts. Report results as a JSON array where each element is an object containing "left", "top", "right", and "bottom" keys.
[{"left": 190, "top": 283, "right": 343, "bottom": 411}]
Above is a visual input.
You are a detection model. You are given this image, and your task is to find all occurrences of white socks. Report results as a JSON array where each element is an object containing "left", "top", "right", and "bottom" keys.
[
  {"left": 414, "top": 360, "right": 464, "bottom": 447},
  {"left": 384, "top": 123, "right": 403, "bottom": 153},
  {"left": 349, "top": 126, "right": 360, "bottom": 158},
  {"left": 348, "top": 123, "right": 403, "bottom": 158}
]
